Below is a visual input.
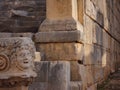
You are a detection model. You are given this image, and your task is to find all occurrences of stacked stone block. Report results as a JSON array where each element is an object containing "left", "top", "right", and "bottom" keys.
[
  {"left": 30, "top": 0, "right": 84, "bottom": 90},
  {"left": 0, "top": 0, "right": 46, "bottom": 32},
  {"left": 0, "top": 0, "right": 120, "bottom": 90},
  {"left": 83, "top": 0, "right": 120, "bottom": 89}
]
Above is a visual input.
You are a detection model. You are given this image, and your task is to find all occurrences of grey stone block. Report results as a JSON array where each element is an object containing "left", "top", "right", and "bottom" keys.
[
  {"left": 47, "top": 61, "right": 70, "bottom": 90},
  {"left": 70, "top": 81, "right": 83, "bottom": 90},
  {"left": 12, "top": 33, "right": 34, "bottom": 39},
  {"left": 29, "top": 82, "right": 47, "bottom": 90},
  {"left": 70, "top": 61, "right": 82, "bottom": 81},
  {"left": 36, "top": 43, "right": 84, "bottom": 61},
  {"left": 35, "top": 30, "right": 83, "bottom": 43},
  {"left": 31, "top": 61, "right": 70, "bottom": 90},
  {"left": 34, "top": 61, "right": 49, "bottom": 82},
  {"left": 0, "top": 33, "right": 12, "bottom": 38},
  {"left": 0, "top": 33, "right": 34, "bottom": 39}
]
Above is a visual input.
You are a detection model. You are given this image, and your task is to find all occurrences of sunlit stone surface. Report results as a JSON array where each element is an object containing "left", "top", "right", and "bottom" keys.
[{"left": 0, "top": 37, "right": 37, "bottom": 87}]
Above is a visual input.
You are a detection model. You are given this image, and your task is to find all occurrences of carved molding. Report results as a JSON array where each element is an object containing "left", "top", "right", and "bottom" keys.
[
  {"left": 0, "top": 37, "right": 37, "bottom": 87},
  {"left": 0, "top": 54, "right": 10, "bottom": 72}
]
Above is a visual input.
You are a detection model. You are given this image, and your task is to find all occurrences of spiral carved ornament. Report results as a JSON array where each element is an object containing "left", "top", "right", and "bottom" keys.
[{"left": 0, "top": 54, "right": 9, "bottom": 72}]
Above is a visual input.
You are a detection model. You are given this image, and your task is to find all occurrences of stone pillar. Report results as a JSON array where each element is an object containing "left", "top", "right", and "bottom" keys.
[
  {"left": 39, "top": 0, "right": 83, "bottom": 32},
  {"left": 0, "top": 37, "right": 37, "bottom": 90},
  {"left": 34, "top": 0, "right": 84, "bottom": 90}
]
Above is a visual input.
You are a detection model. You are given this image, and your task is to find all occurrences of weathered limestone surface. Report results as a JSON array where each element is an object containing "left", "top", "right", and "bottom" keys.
[
  {"left": 29, "top": 61, "right": 70, "bottom": 90},
  {"left": 83, "top": 0, "right": 120, "bottom": 89},
  {"left": 39, "top": 0, "right": 83, "bottom": 32},
  {"left": 0, "top": 0, "right": 120, "bottom": 90},
  {"left": 0, "top": 86, "right": 28, "bottom": 90},
  {"left": 36, "top": 43, "right": 83, "bottom": 61},
  {"left": 0, "top": 37, "right": 37, "bottom": 88},
  {"left": 0, "top": 0, "right": 46, "bottom": 32},
  {"left": 35, "top": 30, "right": 83, "bottom": 43},
  {"left": 70, "top": 82, "right": 83, "bottom": 90},
  {"left": 0, "top": 33, "right": 34, "bottom": 39},
  {"left": 70, "top": 61, "right": 81, "bottom": 81}
]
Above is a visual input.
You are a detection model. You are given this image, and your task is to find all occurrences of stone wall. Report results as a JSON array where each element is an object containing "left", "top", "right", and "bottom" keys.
[
  {"left": 83, "top": 0, "right": 120, "bottom": 89},
  {"left": 28, "top": 0, "right": 120, "bottom": 90},
  {"left": 32, "top": 0, "right": 120, "bottom": 90},
  {"left": 0, "top": 0, "right": 120, "bottom": 90},
  {"left": 0, "top": 0, "right": 46, "bottom": 32}
]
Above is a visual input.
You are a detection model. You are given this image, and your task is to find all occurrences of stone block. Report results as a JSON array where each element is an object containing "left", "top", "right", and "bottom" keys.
[
  {"left": 93, "top": 65, "right": 104, "bottom": 83},
  {"left": 39, "top": 18, "right": 77, "bottom": 31},
  {"left": 83, "top": 44, "right": 102, "bottom": 65},
  {"left": 35, "top": 52, "right": 41, "bottom": 62},
  {"left": 34, "top": 61, "right": 49, "bottom": 82},
  {"left": 29, "top": 82, "right": 47, "bottom": 90},
  {"left": 0, "top": 0, "right": 46, "bottom": 32},
  {"left": 92, "top": 45, "right": 102, "bottom": 65},
  {"left": 0, "top": 86, "right": 28, "bottom": 90},
  {"left": 87, "top": 83, "right": 97, "bottom": 90},
  {"left": 32, "top": 61, "right": 70, "bottom": 90},
  {"left": 0, "top": 33, "right": 12, "bottom": 38},
  {"left": 70, "top": 81, "right": 83, "bottom": 90},
  {"left": 85, "top": 0, "right": 97, "bottom": 20},
  {"left": 102, "top": 31, "right": 109, "bottom": 50},
  {"left": 70, "top": 61, "right": 81, "bottom": 81},
  {"left": 83, "top": 44, "right": 94, "bottom": 65},
  {"left": 12, "top": 33, "right": 34, "bottom": 39},
  {"left": 48, "top": 61, "right": 70, "bottom": 90},
  {"left": 0, "top": 33, "right": 34, "bottom": 39},
  {"left": 84, "top": 15, "right": 94, "bottom": 44},
  {"left": 92, "top": 24, "right": 103, "bottom": 46},
  {"left": 35, "top": 30, "right": 83, "bottom": 43},
  {"left": 85, "top": 0, "right": 104, "bottom": 27},
  {"left": 0, "top": 37, "right": 37, "bottom": 87},
  {"left": 36, "top": 43, "right": 83, "bottom": 61},
  {"left": 80, "top": 64, "right": 104, "bottom": 86},
  {"left": 80, "top": 65, "right": 94, "bottom": 87}
]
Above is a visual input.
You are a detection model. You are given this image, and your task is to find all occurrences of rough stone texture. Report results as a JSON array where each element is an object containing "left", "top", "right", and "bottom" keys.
[
  {"left": 36, "top": 43, "right": 83, "bottom": 61},
  {"left": 35, "top": 30, "right": 83, "bottom": 43},
  {"left": 98, "top": 70, "right": 120, "bottom": 90},
  {"left": 70, "top": 81, "right": 83, "bottom": 90},
  {"left": 87, "top": 84, "right": 97, "bottom": 90},
  {"left": 0, "top": 0, "right": 120, "bottom": 90},
  {"left": 12, "top": 33, "right": 34, "bottom": 38},
  {"left": 0, "top": 33, "right": 34, "bottom": 39},
  {"left": 39, "top": 18, "right": 77, "bottom": 31},
  {"left": 0, "top": 37, "right": 37, "bottom": 87},
  {"left": 0, "top": 86, "right": 28, "bottom": 90},
  {"left": 83, "top": 0, "right": 120, "bottom": 89},
  {"left": 39, "top": 0, "right": 84, "bottom": 32},
  {"left": 70, "top": 61, "right": 81, "bottom": 81},
  {"left": 29, "top": 61, "right": 70, "bottom": 90},
  {"left": 29, "top": 82, "right": 47, "bottom": 90},
  {"left": 0, "top": 0, "right": 46, "bottom": 32},
  {"left": 0, "top": 33, "right": 12, "bottom": 38}
]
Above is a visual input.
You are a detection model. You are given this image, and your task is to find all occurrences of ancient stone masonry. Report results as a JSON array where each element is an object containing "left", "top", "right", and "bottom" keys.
[
  {"left": 0, "top": 37, "right": 37, "bottom": 89},
  {"left": 0, "top": 0, "right": 120, "bottom": 90},
  {"left": 83, "top": 0, "right": 120, "bottom": 89},
  {"left": 0, "top": 0, "right": 46, "bottom": 32}
]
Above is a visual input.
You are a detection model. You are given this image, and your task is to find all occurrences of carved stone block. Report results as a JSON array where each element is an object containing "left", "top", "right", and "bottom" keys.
[{"left": 0, "top": 37, "right": 37, "bottom": 87}]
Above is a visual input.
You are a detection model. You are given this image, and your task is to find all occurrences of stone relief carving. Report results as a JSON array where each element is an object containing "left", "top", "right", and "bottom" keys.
[
  {"left": 0, "top": 54, "right": 10, "bottom": 72},
  {"left": 0, "top": 37, "right": 37, "bottom": 87}
]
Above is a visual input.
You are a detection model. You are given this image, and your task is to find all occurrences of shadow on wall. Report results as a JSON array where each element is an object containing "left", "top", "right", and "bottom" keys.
[{"left": 80, "top": 0, "right": 120, "bottom": 89}]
